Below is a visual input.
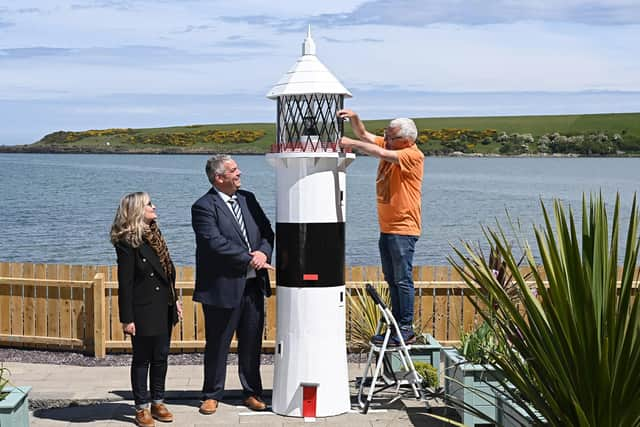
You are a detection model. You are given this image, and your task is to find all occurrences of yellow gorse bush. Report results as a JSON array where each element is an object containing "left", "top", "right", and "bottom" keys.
[
  {"left": 374, "top": 128, "right": 497, "bottom": 145},
  {"left": 41, "top": 128, "right": 265, "bottom": 146}
]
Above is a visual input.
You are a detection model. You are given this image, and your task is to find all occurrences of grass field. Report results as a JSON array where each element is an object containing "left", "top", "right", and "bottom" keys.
[{"left": 11, "top": 112, "right": 640, "bottom": 154}]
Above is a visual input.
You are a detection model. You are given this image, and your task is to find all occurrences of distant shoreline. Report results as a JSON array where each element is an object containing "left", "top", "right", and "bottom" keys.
[{"left": 1, "top": 146, "right": 638, "bottom": 158}]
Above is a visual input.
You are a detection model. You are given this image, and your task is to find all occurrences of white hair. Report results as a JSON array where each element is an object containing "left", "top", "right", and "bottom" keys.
[{"left": 389, "top": 118, "right": 417, "bottom": 141}]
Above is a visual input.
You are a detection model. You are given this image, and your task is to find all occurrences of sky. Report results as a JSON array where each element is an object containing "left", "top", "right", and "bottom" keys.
[{"left": 0, "top": 0, "right": 639, "bottom": 145}]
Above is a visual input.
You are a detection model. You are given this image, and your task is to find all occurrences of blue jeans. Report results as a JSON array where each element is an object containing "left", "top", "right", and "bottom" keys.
[{"left": 379, "top": 233, "right": 418, "bottom": 332}]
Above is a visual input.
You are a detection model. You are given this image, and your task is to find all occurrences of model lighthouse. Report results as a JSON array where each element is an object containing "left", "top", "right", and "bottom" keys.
[{"left": 266, "top": 27, "right": 355, "bottom": 418}]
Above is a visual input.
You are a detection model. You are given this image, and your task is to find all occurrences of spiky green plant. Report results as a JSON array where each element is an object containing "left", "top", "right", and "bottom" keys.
[
  {"left": 449, "top": 193, "right": 640, "bottom": 426},
  {"left": 347, "top": 282, "right": 391, "bottom": 351},
  {"left": 458, "top": 321, "right": 504, "bottom": 365},
  {"left": 0, "top": 365, "right": 10, "bottom": 400}
]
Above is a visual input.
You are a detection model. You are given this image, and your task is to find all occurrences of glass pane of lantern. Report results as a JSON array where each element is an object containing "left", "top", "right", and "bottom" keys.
[{"left": 276, "top": 94, "right": 344, "bottom": 152}]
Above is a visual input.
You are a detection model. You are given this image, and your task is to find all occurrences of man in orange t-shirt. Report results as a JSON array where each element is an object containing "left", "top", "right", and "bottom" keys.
[{"left": 338, "top": 109, "right": 424, "bottom": 345}]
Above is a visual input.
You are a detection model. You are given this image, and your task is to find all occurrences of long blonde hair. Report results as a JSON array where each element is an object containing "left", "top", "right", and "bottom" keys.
[{"left": 110, "top": 192, "right": 150, "bottom": 247}]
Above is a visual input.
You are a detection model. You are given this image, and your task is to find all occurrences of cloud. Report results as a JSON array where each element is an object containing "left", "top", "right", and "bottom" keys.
[
  {"left": 342, "top": 0, "right": 640, "bottom": 26},
  {"left": 216, "top": 35, "right": 275, "bottom": 49},
  {"left": 222, "top": 0, "right": 640, "bottom": 27},
  {"left": 0, "top": 8, "right": 13, "bottom": 28},
  {"left": 0, "top": 45, "right": 255, "bottom": 65},
  {"left": 70, "top": 0, "right": 136, "bottom": 11},
  {"left": 70, "top": 0, "right": 207, "bottom": 9},
  {"left": 220, "top": 15, "right": 282, "bottom": 27},
  {"left": 15, "top": 8, "right": 41, "bottom": 14},
  {"left": 322, "top": 36, "right": 382, "bottom": 44},
  {"left": 172, "top": 24, "right": 215, "bottom": 34},
  {"left": 0, "top": 47, "right": 72, "bottom": 59}
]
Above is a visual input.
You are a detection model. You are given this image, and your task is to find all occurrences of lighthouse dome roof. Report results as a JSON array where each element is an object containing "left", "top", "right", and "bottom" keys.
[{"left": 266, "top": 26, "right": 351, "bottom": 99}]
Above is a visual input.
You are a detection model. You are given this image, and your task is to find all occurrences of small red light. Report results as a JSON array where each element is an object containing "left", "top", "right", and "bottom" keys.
[{"left": 303, "top": 274, "right": 319, "bottom": 281}]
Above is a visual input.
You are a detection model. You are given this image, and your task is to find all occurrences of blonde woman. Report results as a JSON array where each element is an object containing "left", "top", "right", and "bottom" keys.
[{"left": 110, "top": 192, "right": 182, "bottom": 427}]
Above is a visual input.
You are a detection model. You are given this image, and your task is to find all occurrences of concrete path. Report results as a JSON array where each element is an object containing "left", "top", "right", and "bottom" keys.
[{"left": 4, "top": 361, "right": 457, "bottom": 426}]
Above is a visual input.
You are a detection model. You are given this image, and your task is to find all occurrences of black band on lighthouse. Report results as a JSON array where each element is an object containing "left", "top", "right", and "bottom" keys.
[{"left": 276, "top": 222, "right": 345, "bottom": 287}]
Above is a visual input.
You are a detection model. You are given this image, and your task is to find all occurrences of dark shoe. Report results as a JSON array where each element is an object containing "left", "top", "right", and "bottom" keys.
[
  {"left": 135, "top": 408, "right": 155, "bottom": 427},
  {"left": 243, "top": 395, "right": 267, "bottom": 411},
  {"left": 150, "top": 403, "right": 173, "bottom": 422},
  {"left": 391, "top": 329, "right": 417, "bottom": 346},
  {"left": 370, "top": 333, "right": 388, "bottom": 345},
  {"left": 199, "top": 399, "right": 218, "bottom": 415}
]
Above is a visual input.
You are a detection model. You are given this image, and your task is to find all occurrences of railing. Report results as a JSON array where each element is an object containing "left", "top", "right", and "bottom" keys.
[{"left": 5, "top": 262, "right": 630, "bottom": 358}]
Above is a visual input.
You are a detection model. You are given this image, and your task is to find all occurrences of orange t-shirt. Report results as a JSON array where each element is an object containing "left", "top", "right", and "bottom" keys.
[{"left": 374, "top": 136, "right": 424, "bottom": 236}]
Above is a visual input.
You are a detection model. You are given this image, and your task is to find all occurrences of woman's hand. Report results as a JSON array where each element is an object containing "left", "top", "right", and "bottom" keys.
[{"left": 122, "top": 322, "right": 136, "bottom": 336}]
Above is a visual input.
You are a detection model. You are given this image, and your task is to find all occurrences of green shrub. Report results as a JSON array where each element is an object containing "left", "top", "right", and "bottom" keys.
[{"left": 413, "top": 361, "right": 438, "bottom": 388}]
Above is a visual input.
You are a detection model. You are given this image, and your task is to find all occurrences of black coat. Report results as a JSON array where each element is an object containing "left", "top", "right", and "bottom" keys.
[
  {"left": 115, "top": 241, "right": 178, "bottom": 336},
  {"left": 191, "top": 187, "right": 274, "bottom": 308}
]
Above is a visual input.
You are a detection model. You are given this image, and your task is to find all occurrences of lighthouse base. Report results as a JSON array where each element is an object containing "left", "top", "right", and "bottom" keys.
[{"left": 271, "top": 286, "right": 350, "bottom": 417}]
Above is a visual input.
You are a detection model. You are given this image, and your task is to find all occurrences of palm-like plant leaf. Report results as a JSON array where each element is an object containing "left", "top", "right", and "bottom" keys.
[
  {"left": 449, "top": 193, "right": 640, "bottom": 427},
  {"left": 347, "top": 282, "right": 390, "bottom": 351}
]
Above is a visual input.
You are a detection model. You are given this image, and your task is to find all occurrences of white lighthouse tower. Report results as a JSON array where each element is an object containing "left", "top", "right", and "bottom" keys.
[{"left": 266, "top": 27, "right": 355, "bottom": 418}]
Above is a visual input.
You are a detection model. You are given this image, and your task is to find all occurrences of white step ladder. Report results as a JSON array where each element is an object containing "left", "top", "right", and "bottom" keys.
[{"left": 356, "top": 283, "right": 425, "bottom": 414}]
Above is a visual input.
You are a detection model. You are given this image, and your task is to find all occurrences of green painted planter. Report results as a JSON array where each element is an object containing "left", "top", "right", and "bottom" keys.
[
  {"left": 442, "top": 347, "right": 504, "bottom": 426},
  {"left": 496, "top": 389, "right": 546, "bottom": 427},
  {"left": 385, "top": 334, "right": 442, "bottom": 385},
  {"left": 0, "top": 386, "right": 31, "bottom": 427}
]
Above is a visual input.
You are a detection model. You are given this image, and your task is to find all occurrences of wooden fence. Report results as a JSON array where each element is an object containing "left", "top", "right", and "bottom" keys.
[
  {"left": 5, "top": 261, "right": 622, "bottom": 358},
  {"left": 0, "top": 262, "right": 474, "bottom": 357}
]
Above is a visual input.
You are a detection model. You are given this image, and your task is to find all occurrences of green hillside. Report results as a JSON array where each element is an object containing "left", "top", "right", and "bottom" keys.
[
  {"left": 4, "top": 112, "right": 640, "bottom": 155},
  {"left": 29, "top": 123, "right": 278, "bottom": 154}
]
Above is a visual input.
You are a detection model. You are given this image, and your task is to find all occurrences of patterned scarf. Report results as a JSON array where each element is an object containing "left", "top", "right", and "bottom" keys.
[{"left": 143, "top": 221, "right": 174, "bottom": 283}]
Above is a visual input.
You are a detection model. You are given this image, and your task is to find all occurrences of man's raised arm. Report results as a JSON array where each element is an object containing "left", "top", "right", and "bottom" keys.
[{"left": 337, "top": 109, "right": 377, "bottom": 144}]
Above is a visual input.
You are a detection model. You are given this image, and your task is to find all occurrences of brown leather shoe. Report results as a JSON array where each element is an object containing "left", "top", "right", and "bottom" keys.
[
  {"left": 150, "top": 403, "right": 173, "bottom": 422},
  {"left": 135, "top": 408, "right": 155, "bottom": 427},
  {"left": 243, "top": 395, "right": 267, "bottom": 411},
  {"left": 199, "top": 399, "right": 218, "bottom": 415}
]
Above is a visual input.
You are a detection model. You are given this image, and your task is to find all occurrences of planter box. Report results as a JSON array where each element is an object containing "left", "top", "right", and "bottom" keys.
[
  {"left": 0, "top": 386, "right": 32, "bottom": 427},
  {"left": 442, "top": 347, "right": 504, "bottom": 426},
  {"left": 496, "top": 389, "right": 546, "bottom": 427},
  {"left": 385, "top": 334, "right": 442, "bottom": 385}
]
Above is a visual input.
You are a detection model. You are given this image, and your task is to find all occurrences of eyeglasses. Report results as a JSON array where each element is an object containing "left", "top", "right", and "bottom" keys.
[{"left": 383, "top": 130, "right": 404, "bottom": 142}]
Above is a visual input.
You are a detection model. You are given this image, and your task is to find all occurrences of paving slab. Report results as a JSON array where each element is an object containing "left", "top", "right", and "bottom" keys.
[{"left": 4, "top": 361, "right": 457, "bottom": 426}]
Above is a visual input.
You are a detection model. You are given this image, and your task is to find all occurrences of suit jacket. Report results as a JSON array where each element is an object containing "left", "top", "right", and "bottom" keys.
[
  {"left": 115, "top": 241, "right": 177, "bottom": 336},
  {"left": 192, "top": 187, "right": 274, "bottom": 308}
]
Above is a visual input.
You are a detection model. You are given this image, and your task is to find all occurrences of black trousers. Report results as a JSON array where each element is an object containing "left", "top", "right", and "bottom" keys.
[
  {"left": 202, "top": 279, "right": 265, "bottom": 400},
  {"left": 131, "top": 332, "right": 171, "bottom": 406}
]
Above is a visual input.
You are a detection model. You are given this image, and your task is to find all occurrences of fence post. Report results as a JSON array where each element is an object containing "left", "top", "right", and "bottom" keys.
[{"left": 92, "top": 273, "right": 106, "bottom": 358}]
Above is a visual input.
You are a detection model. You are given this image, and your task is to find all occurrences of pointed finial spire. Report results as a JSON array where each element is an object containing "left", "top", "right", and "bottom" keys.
[{"left": 302, "top": 24, "right": 316, "bottom": 56}]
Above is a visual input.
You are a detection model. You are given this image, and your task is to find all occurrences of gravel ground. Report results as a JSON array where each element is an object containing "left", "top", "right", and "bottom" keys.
[{"left": 0, "top": 347, "right": 369, "bottom": 367}]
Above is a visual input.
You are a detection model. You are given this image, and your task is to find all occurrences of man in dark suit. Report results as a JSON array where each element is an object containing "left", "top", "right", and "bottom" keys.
[{"left": 191, "top": 154, "right": 274, "bottom": 415}]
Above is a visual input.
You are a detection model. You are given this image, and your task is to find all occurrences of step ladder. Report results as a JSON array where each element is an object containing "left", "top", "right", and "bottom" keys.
[{"left": 356, "top": 283, "right": 425, "bottom": 414}]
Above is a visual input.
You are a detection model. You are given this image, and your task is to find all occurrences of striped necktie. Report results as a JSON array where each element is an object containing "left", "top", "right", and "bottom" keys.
[{"left": 228, "top": 197, "right": 251, "bottom": 250}]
